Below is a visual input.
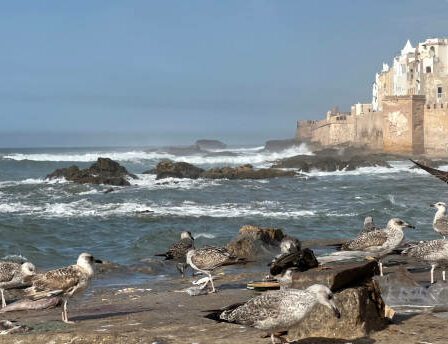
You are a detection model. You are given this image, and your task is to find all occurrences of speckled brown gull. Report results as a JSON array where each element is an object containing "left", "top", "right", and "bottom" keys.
[
  {"left": 402, "top": 239, "right": 448, "bottom": 283},
  {"left": 186, "top": 246, "right": 246, "bottom": 293},
  {"left": 155, "top": 231, "right": 194, "bottom": 276},
  {"left": 0, "top": 262, "right": 35, "bottom": 308},
  {"left": 206, "top": 284, "right": 340, "bottom": 344},
  {"left": 25, "top": 253, "right": 102, "bottom": 323},
  {"left": 341, "top": 218, "right": 414, "bottom": 276},
  {"left": 431, "top": 202, "right": 448, "bottom": 239}
]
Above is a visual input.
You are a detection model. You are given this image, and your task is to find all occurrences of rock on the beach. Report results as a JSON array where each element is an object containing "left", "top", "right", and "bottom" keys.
[
  {"left": 227, "top": 225, "right": 285, "bottom": 258},
  {"left": 288, "top": 283, "right": 387, "bottom": 340},
  {"left": 291, "top": 260, "right": 378, "bottom": 291},
  {"left": 46, "top": 158, "right": 136, "bottom": 186}
]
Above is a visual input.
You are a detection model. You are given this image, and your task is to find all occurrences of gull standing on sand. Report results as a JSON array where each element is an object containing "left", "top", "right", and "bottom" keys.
[
  {"left": 0, "top": 262, "right": 36, "bottom": 308},
  {"left": 186, "top": 246, "right": 246, "bottom": 293},
  {"left": 155, "top": 231, "right": 194, "bottom": 276},
  {"left": 342, "top": 218, "right": 414, "bottom": 276},
  {"left": 402, "top": 240, "right": 448, "bottom": 284},
  {"left": 206, "top": 284, "right": 340, "bottom": 344},
  {"left": 25, "top": 253, "right": 102, "bottom": 323},
  {"left": 431, "top": 202, "right": 448, "bottom": 239}
]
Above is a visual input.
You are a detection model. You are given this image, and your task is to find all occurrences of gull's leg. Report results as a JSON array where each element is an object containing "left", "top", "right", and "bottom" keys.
[
  {"left": 176, "top": 263, "right": 185, "bottom": 278},
  {"left": 431, "top": 264, "right": 436, "bottom": 284},
  {"left": 270, "top": 333, "right": 276, "bottom": 344},
  {"left": 62, "top": 298, "right": 75, "bottom": 324},
  {"left": 443, "top": 270, "right": 446, "bottom": 281},
  {"left": 0, "top": 289, "right": 5, "bottom": 308},
  {"left": 379, "top": 261, "right": 384, "bottom": 277},
  {"left": 207, "top": 272, "right": 216, "bottom": 293}
]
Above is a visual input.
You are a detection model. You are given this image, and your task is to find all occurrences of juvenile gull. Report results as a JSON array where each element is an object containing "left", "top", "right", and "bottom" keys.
[
  {"left": 360, "top": 216, "right": 381, "bottom": 235},
  {"left": 25, "top": 253, "right": 102, "bottom": 323},
  {"left": 155, "top": 231, "right": 194, "bottom": 276},
  {"left": 206, "top": 284, "right": 340, "bottom": 344},
  {"left": 186, "top": 246, "right": 247, "bottom": 293},
  {"left": 0, "top": 262, "right": 36, "bottom": 308},
  {"left": 342, "top": 218, "right": 414, "bottom": 276},
  {"left": 431, "top": 202, "right": 448, "bottom": 239},
  {"left": 402, "top": 240, "right": 448, "bottom": 283}
]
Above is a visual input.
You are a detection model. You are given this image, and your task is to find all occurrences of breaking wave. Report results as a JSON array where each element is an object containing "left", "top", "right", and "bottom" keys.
[
  {"left": 0, "top": 199, "right": 317, "bottom": 219},
  {"left": 1, "top": 144, "right": 313, "bottom": 168}
]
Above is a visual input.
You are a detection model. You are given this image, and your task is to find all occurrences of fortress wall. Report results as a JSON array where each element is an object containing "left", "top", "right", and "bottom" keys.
[
  {"left": 382, "top": 96, "right": 425, "bottom": 154},
  {"left": 353, "top": 112, "right": 384, "bottom": 150},
  {"left": 424, "top": 104, "right": 448, "bottom": 156}
]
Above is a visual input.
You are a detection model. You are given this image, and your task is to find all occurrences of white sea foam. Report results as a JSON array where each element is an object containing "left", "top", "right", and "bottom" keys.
[
  {"left": 130, "top": 174, "right": 221, "bottom": 190},
  {"left": 2, "top": 144, "right": 313, "bottom": 167},
  {"left": 0, "top": 199, "right": 317, "bottom": 219},
  {"left": 0, "top": 178, "right": 67, "bottom": 188},
  {"left": 193, "top": 233, "right": 216, "bottom": 239}
]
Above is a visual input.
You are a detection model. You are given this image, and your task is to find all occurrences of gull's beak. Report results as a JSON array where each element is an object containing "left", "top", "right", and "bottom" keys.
[
  {"left": 405, "top": 223, "right": 415, "bottom": 229},
  {"left": 94, "top": 259, "right": 103, "bottom": 264},
  {"left": 430, "top": 203, "right": 436, "bottom": 208}
]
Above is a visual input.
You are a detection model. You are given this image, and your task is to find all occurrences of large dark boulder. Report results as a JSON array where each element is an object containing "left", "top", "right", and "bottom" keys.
[
  {"left": 155, "top": 160, "right": 204, "bottom": 179},
  {"left": 288, "top": 282, "right": 386, "bottom": 340},
  {"left": 46, "top": 158, "right": 136, "bottom": 186},
  {"left": 154, "top": 162, "right": 297, "bottom": 180},
  {"left": 195, "top": 139, "right": 226, "bottom": 150},
  {"left": 227, "top": 225, "right": 285, "bottom": 258}
]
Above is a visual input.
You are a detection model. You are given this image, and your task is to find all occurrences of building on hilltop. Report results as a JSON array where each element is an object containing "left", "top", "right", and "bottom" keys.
[{"left": 297, "top": 37, "right": 448, "bottom": 157}]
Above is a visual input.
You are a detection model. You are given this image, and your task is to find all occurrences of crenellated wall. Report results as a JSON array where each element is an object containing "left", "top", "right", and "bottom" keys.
[{"left": 297, "top": 112, "right": 383, "bottom": 150}]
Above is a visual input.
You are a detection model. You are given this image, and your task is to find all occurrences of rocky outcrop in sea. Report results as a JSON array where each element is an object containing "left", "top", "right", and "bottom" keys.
[
  {"left": 46, "top": 158, "right": 137, "bottom": 186},
  {"left": 152, "top": 160, "right": 297, "bottom": 180}
]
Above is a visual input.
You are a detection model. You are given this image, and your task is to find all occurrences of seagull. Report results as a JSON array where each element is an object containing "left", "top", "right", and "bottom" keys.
[
  {"left": 186, "top": 246, "right": 247, "bottom": 293},
  {"left": 0, "top": 262, "right": 36, "bottom": 308},
  {"left": 341, "top": 218, "right": 414, "bottom": 276},
  {"left": 402, "top": 240, "right": 448, "bottom": 284},
  {"left": 360, "top": 216, "right": 381, "bottom": 234},
  {"left": 205, "top": 284, "right": 340, "bottom": 344},
  {"left": 25, "top": 253, "right": 102, "bottom": 323},
  {"left": 269, "top": 236, "right": 312, "bottom": 277},
  {"left": 431, "top": 202, "right": 448, "bottom": 239},
  {"left": 155, "top": 231, "right": 194, "bottom": 276},
  {"left": 279, "top": 235, "right": 301, "bottom": 253}
]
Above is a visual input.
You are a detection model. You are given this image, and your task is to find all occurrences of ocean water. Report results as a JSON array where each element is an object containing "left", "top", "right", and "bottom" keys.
[{"left": 0, "top": 144, "right": 447, "bottom": 286}]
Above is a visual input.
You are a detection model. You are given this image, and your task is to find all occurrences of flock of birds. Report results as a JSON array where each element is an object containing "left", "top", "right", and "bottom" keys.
[{"left": 1, "top": 202, "right": 448, "bottom": 342}]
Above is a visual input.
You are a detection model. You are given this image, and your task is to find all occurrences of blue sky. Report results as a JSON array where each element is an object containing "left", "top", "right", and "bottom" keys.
[{"left": 1, "top": 0, "right": 447, "bottom": 147}]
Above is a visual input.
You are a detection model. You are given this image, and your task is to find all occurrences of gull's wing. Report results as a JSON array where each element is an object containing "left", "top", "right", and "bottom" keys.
[
  {"left": 410, "top": 159, "right": 448, "bottom": 184},
  {"left": 343, "top": 230, "right": 388, "bottom": 251}
]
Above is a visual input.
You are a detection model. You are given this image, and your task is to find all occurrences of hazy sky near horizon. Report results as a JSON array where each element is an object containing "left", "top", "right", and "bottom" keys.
[{"left": 1, "top": 0, "right": 447, "bottom": 147}]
